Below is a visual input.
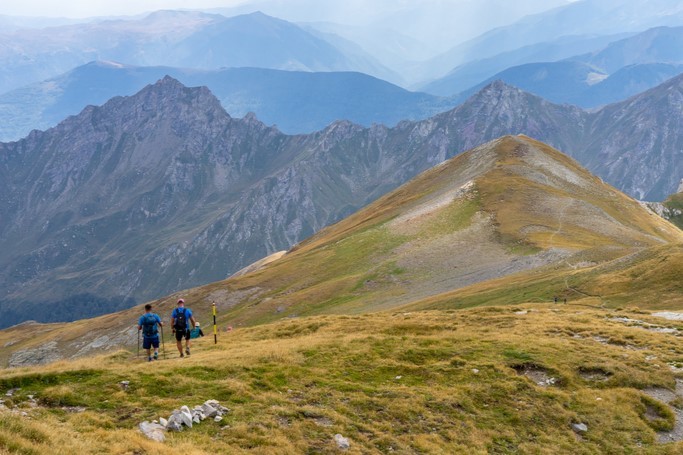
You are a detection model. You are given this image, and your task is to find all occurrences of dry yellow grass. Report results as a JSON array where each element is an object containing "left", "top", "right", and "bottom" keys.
[{"left": 2, "top": 305, "right": 683, "bottom": 453}]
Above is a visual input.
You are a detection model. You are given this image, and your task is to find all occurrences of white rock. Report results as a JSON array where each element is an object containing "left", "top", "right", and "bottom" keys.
[
  {"left": 180, "top": 405, "right": 193, "bottom": 428},
  {"left": 214, "top": 415, "right": 223, "bottom": 422},
  {"left": 572, "top": 423, "right": 588, "bottom": 433},
  {"left": 202, "top": 403, "right": 218, "bottom": 417},
  {"left": 166, "top": 419, "right": 183, "bottom": 432},
  {"left": 159, "top": 417, "right": 168, "bottom": 427},
  {"left": 193, "top": 414, "right": 201, "bottom": 424},
  {"left": 139, "top": 421, "right": 167, "bottom": 442},
  {"left": 334, "top": 434, "right": 350, "bottom": 450},
  {"left": 472, "top": 369, "right": 479, "bottom": 374}
]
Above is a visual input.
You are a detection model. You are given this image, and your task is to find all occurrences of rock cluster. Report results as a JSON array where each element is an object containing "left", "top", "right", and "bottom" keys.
[{"left": 139, "top": 399, "right": 230, "bottom": 442}]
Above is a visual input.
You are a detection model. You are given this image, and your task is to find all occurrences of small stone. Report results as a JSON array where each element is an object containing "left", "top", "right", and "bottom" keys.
[
  {"left": 5, "top": 388, "right": 19, "bottom": 397},
  {"left": 193, "top": 414, "right": 201, "bottom": 424},
  {"left": 334, "top": 433, "right": 350, "bottom": 450},
  {"left": 140, "top": 421, "right": 166, "bottom": 442},
  {"left": 572, "top": 423, "right": 588, "bottom": 433},
  {"left": 179, "top": 405, "right": 193, "bottom": 428},
  {"left": 159, "top": 417, "right": 168, "bottom": 427},
  {"left": 395, "top": 376, "right": 402, "bottom": 380},
  {"left": 472, "top": 369, "right": 479, "bottom": 374},
  {"left": 214, "top": 415, "right": 223, "bottom": 423},
  {"left": 119, "top": 381, "right": 130, "bottom": 391},
  {"left": 202, "top": 403, "right": 219, "bottom": 418},
  {"left": 166, "top": 419, "right": 183, "bottom": 432}
]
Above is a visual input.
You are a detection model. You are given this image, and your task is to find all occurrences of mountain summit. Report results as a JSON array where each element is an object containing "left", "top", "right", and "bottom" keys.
[{"left": 0, "top": 77, "right": 300, "bottom": 326}]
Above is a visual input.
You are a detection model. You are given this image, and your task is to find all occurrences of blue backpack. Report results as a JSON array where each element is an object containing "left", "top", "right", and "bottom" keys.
[{"left": 141, "top": 314, "right": 158, "bottom": 337}]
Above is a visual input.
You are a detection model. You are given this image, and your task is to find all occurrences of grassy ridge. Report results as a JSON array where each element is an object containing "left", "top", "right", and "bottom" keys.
[{"left": 2, "top": 306, "right": 683, "bottom": 453}]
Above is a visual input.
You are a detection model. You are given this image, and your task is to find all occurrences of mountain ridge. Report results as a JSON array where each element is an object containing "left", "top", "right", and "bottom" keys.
[{"left": 1, "top": 76, "right": 681, "bottom": 326}]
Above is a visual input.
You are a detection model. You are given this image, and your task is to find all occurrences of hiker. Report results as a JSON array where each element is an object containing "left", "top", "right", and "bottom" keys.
[
  {"left": 171, "top": 298, "right": 197, "bottom": 357},
  {"left": 138, "top": 304, "right": 163, "bottom": 362},
  {"left": 190, "top": 321, "right": 204, "bottom": 339}
]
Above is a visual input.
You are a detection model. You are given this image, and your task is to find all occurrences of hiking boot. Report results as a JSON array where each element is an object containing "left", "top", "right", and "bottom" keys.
[
  {"left": 153, "top": 353, "right": 158, "bottom": 360},
  {"left": 180, "top": 353, "right": 184, "bottom": 358},
  {"left": 148, "top": 357, "right": 153, "bottom": 362},
  {"left": 185, "top": 348, "right": 191, "bottom": 356}
]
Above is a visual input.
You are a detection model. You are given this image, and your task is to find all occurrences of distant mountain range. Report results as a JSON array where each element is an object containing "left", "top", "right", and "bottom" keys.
[
  {"left": 424, "top": 0, "right": 683, "bottom": 83},
  {"left": 1, "top": 76, "right": 682, "bottom": 326},
  {"left": 424, "top": 26, "right": 683, "bottom": 108},
  {"left": 0, "top": 61, "right": 454, "bottom": 141},
  {"left": 0, "top": 10, "right": 396, "bottom": 94}
]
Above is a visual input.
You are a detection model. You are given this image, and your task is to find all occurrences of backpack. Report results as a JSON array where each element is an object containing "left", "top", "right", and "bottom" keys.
[
  {"left": 141, "top": 313, "right": 158, "bottom": 337},
  {"left": 174, "top": 308, "right": 188, "bottom": 330}
]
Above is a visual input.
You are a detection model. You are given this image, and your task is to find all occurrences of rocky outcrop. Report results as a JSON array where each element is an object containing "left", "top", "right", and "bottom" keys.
[
  {"left": 8, "top": 341, "right": 61, "bottom": 367},
  {"left": 139, "top": 399, "right": 230, "bottom": 441}
]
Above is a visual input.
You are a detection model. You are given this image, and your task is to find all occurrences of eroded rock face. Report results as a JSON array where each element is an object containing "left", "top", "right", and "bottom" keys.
[{"left": 8, "top": 341, "right": 60, "bottom": 367}]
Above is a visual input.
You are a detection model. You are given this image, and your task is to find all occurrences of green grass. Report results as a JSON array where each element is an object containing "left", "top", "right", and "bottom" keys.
[{"left": 1, "top": 306, "right": 683, "bottom": 453}]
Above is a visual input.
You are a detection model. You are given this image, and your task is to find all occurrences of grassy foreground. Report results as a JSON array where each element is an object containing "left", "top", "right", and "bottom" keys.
[{"left": 2, "top": 305, "right": 683, "bottom": 454}]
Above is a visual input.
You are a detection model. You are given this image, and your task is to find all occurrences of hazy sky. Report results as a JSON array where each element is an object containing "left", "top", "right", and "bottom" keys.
[{"left": 0, "top": 0, "right": 248, "bottom": 18}]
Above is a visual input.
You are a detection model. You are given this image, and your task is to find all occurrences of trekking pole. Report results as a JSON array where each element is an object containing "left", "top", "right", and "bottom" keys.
[
  {"left": 160, "top": 324, "right": 167, "bottom": 360},
  {"left": 212, "top": 302, "right": 217, "bottom": 344},
  {"left": 137, "top": 328, "right": 140, "bottom": 358}
]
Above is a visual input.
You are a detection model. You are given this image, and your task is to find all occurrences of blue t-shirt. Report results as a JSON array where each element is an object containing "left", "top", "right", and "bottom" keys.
[
  {"left": 172, "top": 307, "right": 193, "bottom": 330},
  {"left": 138, "top": 313, "right": 161, "bottom": 338}
]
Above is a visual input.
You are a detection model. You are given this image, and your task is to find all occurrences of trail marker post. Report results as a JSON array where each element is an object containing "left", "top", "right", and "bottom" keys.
[
  {"left": 213, "top": 302, "right": 218, "bottom": 344},
  {"left": 160, "top": 324, "right": 167, "bottom": 359}
]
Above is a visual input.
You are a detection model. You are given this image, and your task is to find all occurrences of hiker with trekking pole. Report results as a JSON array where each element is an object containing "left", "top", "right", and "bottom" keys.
[
  {"left": 138, "top": 303, "right": 164, "bottom": 362},
  {"left": 171, "top": 298, "right": 197, "bottom": 358}
]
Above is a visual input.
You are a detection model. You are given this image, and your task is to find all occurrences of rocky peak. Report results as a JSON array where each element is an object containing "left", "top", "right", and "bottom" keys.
[
  {"left": 678, "top": 179, "right": 683, "bottom": 193},
  {"left": 138, "top": 75, "right": 221, "bottom": 109}
]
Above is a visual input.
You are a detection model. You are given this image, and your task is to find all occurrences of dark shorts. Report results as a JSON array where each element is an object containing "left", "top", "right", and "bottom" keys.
[
  {"left": 142, "top": 335, "right": 159, "bottom": 349},
  {"left": 174, "top": 329, "right": 190, "bottom": 341}
]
